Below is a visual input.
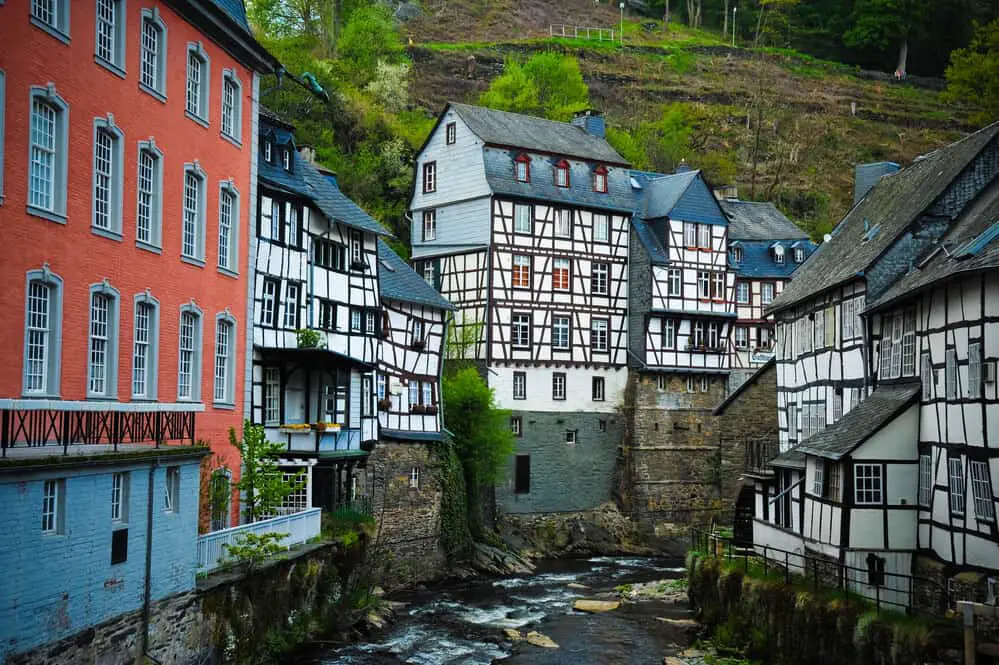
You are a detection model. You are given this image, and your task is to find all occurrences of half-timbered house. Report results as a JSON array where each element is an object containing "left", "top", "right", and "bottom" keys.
[
  {"left": 410, "top": 104, "right": 632, "bottom": 513},
  {"left": 719, "top": 198, "right": 816, "bottom": 380},
  {"left": 751, "top": 122, "right": 999, "bottom": 610},
  {"left": 251, "top": 111, "right": 390, "bottom": 514}
]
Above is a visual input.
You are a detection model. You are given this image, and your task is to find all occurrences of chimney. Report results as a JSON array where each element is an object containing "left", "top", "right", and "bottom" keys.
[
  {"left": 674, "top": 159, "right": 692, "bottom": 174},
  {"left": 298, "top": 145, "right": 317, "bottom": 164},
  {"left": 853, "top": 162, "right": 899, "bottom": 205},
  {"left": 713, "top": 185, "right": 738, "bottom": 200},
  {"left": 571, "top": 109, "right": 606, "bottom": 139}
]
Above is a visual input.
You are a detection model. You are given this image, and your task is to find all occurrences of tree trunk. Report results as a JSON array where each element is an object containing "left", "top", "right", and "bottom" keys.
[
  {"left": 723, "top": 0, "right": 729, "bottom": 40},
  {"left": 754, "top": 3, "right": 766, "bottom": 47},
  {"left": 663, "top": 0, "right": 669, "bottom": 31},
  {"left": 896, "top": 39, "right": 908, "bottom": 77}
]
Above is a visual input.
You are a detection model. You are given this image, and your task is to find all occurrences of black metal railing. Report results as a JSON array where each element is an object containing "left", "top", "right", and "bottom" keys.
[
  {"left": 1, "top": 407, "right": 196, "bottom": 457},
  {"left": 743, "top": 435, "right": 779, "bottom": 475},
  {"left": 690, "top": 527, "right": 949, "bottom": 615}
]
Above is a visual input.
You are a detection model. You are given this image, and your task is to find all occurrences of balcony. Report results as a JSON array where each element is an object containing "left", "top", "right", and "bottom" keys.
[
  {"left": 744, "top": 436, "right": 779, "bottom": 476},
  {"left": 1, "top": 404, "right": 196, "bottom": 458},
  {"left": 267, "top": 423, "right": 364, "bottom": 456}
]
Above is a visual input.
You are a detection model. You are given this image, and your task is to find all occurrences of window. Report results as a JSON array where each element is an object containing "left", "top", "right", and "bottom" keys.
[
  {"left": 512, "top": 255, "right": 531, "bottom": 288},
  {"left": 422, "top": 261, "right": 435, "bottom": 287},
  {"left": 185, "top": 43, "right": 210, "bottom": 124},
  {"left": 316, "top": 299, "right": 336, "bottom": 331},
  {"left": 376, "top": 374, "right": 387, "bottom": 402},
  {"left": 794, "top": 247, "right": 805, "bottom": 263},
  {"left": 732, "top": 246, "right": 743, "bottom": 263},
  {"left": 552, "top": 373, "right": 566, "bottom": 400},
  {"left": 513, "top": 371, "right": 526, "bottom": 400},
  {"left": 514, "top": 204, "right": 532, "bottom": 234},
  {"left": 282, "top": 150, "right": 291, "bottom": 170},
  {"left": 553, "top": 258, "right": 570, "bottom": 290},
  {"left": 284, "top": 205, "right": 300, "bottom": 248},
  {"left": 135, "top": 143, "right": 163, "bottom": 248},
  {"left": 813, "top": 462, "right": 825, "bottom": 496},
  {"left": 422, "top": 382, "right": 433, "bottom": 407},
  {"left": 842, "top": 298, "right": 855, "bottom": 340},
  {"left": 736, "top": 282, "right": 749, "bottom": 304},
  {"left": 42, "top": 479, "right": 63, "bottom": 534},
  {"left": 28, "top": 87, "right": 68, "bottom": 219},
  {"left": 946, "top": 349, "right": 958, "bottom": 400},
  {"left": 365, "top": 311, "right": 377, "bottom": 334},
  {"left": 684, "top": 224, "right": 697, "bottom": 248},
  {"left": 698, "top": 224, "right": 712, "bottom": 250},
  {"left": 445, "top": 122, "right": 456, "bottom": 144},
  {"left": 422, "top": 161, "right": 436, "bottom": 193},
  {"left": 218, "top": 182, "right": 238, "bottom": 273},
  {"left": 854, "top": 464, "right": 883, "bottom": 505},
  {"left": 409, "top": 467, "right": 420, "bottom": 489},
  {"left": 214, "top": 316, "right": 235, "bottom": 404},
  {"left": 922, "top": 353, "right": 933, "bottom": 400},
  {"left": 165, "top": 467, "right": 180, "bottom": 513},
  {"left": 259, "top": 197, "right": 279, "bottom": 242},
  {"left": 350, "top": 231, "right": 363, "bottom": 267},
  {"left": 593, "top": 214, "right": 610, "bottom": 242},
  {"left": 511, "top": 416, "right": 522, "bottom": 436},
  {"left": 283, "top": 283, "right": 299, "bottom": 329},
  {"left": 814, "top": 308, "right": 826, "bottom": 349},
  {"left": 788, "top": 402, "right": 798, "bottom": 442},
  {"left": 970, "top": 460, "right": 994, "bottom": 521},
  {"left": 774, "top": 245, "right": 785, "bottom": 264},
  {"left": 591, "top": 263, "right": 609, "bottom": 295},
  {"left": 314, "top": 238, "right": 346, "bottom": 272},
  {"left": 919, "top": 454, "right": 932, "bottom": 507},
  {"left": 711, "top": 272, "right": 725, "bottom": 300},
  {"left": 221, "top": 71, "right": 242, "bottom": 143},
  {"left": 33, "top": 0, "right": 72, "bottom": 38},
  {"left": 515, "top": 155, "right": 530, "bottom": 182},
  {"left": 350, "top": 309, "right": 362, "bottom": 332},
  {"left": 667, "top": 269, "right": 682, "bottom": 297},
  {"left": 264, "top": 367, "right": 280, "bottom": 425},
  {"left": 707, "top": 322, "right": 719, "bottom": 349},
  {"left": 515, "top": 455, "right": 530, "bottom": 494},
  {"left": 697, "top": 271, "right": 710, "bottom": 299},
  {"left": 263, "top": 141, "right": 272, "bottom": 162},
  {"left": 700, "top": 376, "right": 709, "bottom": 392},
  {"left": 592, "top": 376, "right": 605, "bottom": 401},
  {"left": 511, "top": 313, "right": 531, "bottom": 348},
  {"left": 735, "top": 327, "right": 748, "bottom": 349},
  {"left": 833, "top": 391, "right": 843, "bottom": 422},
  {"left": 177, "top": 306, "right": 201, "bottom": 401},
  {"left": 826, "top": 464, "right": 841, "bottom": 501},
  {"left": 88, "top": 286, "right": 119, "bottom": 397},
  {"left": 692, "top": 320, "right": 705, "bottom": 347},
  {"left": 761, "top": 283, "right": 774, "bottom": 305},
  {"left": 969, "top": 342, "right": 982, "bottom": 399},
  {"left": 111, "top": 472, "right": 129, "bottom": 522},
  {"left": 686, "top": 376, "right": 695, "bottom": 393},
  {"left": 565, "top": 430, "right": 577, "bottom": 445},
  {"left": 110, "top": 526, "right": 128, "bottom": 562},
  {"left": 95, "top": 0, "right": 125, "bottom": 73},
  {"left": 412, "top": 319, "right": 425, "bottom": 346},
  {"left": 554, "top": 209, "right": 571, "bottom": 238},
  {"left": 662, "top": 318, "right": 677, "bottom": 349},
  {"left": 182, "top": 165, "right": 206, "bottom": 262},
  {"left": 949, "top": 457, "right": 965, "bottom": 515},
  {"left": 260, "top": 278, "right": 278, "bottom": 327},
  {"left": 92, "top": 119, "right": 124, "bottom": 237},
  {"left": 593, "top": 166, "right": 608, "bottom": 193},
  {"left": 554, "top": 160, "right": 570, "bottom": 187},
  {"left": 591, "top": 319, "right": 609, "bottom": 352},
  {"left": 23, "top": 268, "right": 63, "bottom": 396},
  {"left": 552, "top": 316, "right": 570, "bottom": 350},
  {"left": 139, "top": 10, "right": 166, "bottom": 98},
  {"left": 132, "top": 296, "right": 158, "bottom": 399}
]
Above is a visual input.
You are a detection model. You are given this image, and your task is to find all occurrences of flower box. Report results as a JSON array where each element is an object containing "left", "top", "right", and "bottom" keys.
[
  {"left": 378, "top": 398, "right": 392, "bottom": 411},
  {"left": 279, "top": 424, "right": 311, "bottom": 433},
  {"left": 314, "top": 422, "right": 341, "bottom": 433}
]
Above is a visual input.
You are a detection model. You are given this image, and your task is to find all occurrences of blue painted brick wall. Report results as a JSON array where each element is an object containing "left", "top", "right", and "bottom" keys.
[{"left": 0, "top": 458, "right": 201, "bottom": 660}]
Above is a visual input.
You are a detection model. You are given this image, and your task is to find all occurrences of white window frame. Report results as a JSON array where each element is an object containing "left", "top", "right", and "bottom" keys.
[
  {"left": 565, "top": 429, "right": 577, "bottom": 445},
  {"left": 87, "top": 282, "right": 120, "bottom": 398},
  {"left": 591, "top": 263, "right": 609, "bottom": 295},
  {"left": 23, "top": 266, "right": 63, "bottom": 397},
  {"left": 514, "top": 204, "right": 531, "bottom": 234},
  {"left": 969, "top": 342, "right": 982, "bottom": 399},
  {"left": 513, "top": 371, "right": 526, "bottom": 400},
  {"left": 181, "top": 162, "right": 207, "bottom": 264},
  {"left": 27, "top": 85, "right": 69, "bottom": 222},
  {"left": 213, "top": 313, "right": 236, "bottom": 406},
  {"left": 813, "top": 462, "right": 825, "bottom": 496},
  {"left": 686, "top": 376, "right": 695, "bottom": 393},
  {"left": 774, "top": 245, "right": 785, "bottom": 264},
  {"left": 177, "top": 303, "right": 203, "bottom": 401},
  {"left": 185, "top": 42, "right": 210, "bottom": 125},
  {"left": 732, "top": 246, "right": 743, "bottom": 263},
  {"left": 554, "top": 162, "right": 569, "bottom": 188},
  {"left": 698, "top": 223, "right": 712, "bottom": 250},
  {"left": 592, "top": 376, "right": 605, "bottom": 401},
  {"left": 970, "top": 460, "right": 994, "bottom": 521},
  {"left": 514, "top": 157, "right": 529, "bottom": 182},
  {"left": 918, "top": 453, "right": 932, "bottom": 507},
  {"left": 552, "top": 316, "right": 570, "bottom": 350},
  {"left": 700, "top": 376, "right": 709, "bottom": 393},
  {"left": 794, "top": 247, "right": 804, "bottom": 263},
  {"left": 734, "top": 326, "right": 748, "bottom": 349},
  {"left": 111, "top": 472, "right": 129, "bottom": 523},
  {"left": 422, "top": 161, "right": 436, "bottom": 193},
  {"left": 131, "top": 292, "right": 160, "bottom": 400},
  {"left": 422, "top": 209, "right": 436, "bottom": 241},
  {"left": 761, "top": 282, "right": 774, "bottom": 305},
  {"left": 164, "top": 467, "right": 180, "bottom": 513},
  {"left": 95, "top": 0, "right": 126, "bottom": 75},
  {"left": 220, "top": 69, "right": 242, "bottom": 144},
  {"left": 684, "top": 223, "right": 697, "bottom": 248},
  {"left": 902, "top": 311, "right": 916, "bottom": 376},
  {"left": 409, "top": 467, "right": 420, "bottom": 489},
  {"left": 593, "top": 213, "right": 610, "bottom": 242},
  {"left": 949, "top": 457, "right": 965, "bottom": 515},
  {"left": 139, "top": 8, "right": 168, "bottom": 100},
  {"left": 260, "top": 278, "right": 278, "bottom": 327},
  {"left": 42, "top": 478, "right": 64, "bottom": 534},
  {"left": 217, "top": 180, "right": 240, "bottom": 275},
  {"left": 553, "top": 258, "right": 570, "bottom": 291},
  {"left": 662, "top": 318, "right": 676, "bottom": 349},
  {"left": 135, "top": 139, "right": 163, "bottom": 250},
  {"left": 554, "top": 209, "right": 571, "bottom": 238},
  {"left": 736, "top": 282, "right": 749, "bottom": 304},
  {"left": 854, "top": 464, "right": 883, "bottom": 505},
  {"left": 264, "top": 367, "right": 281, "bottom": 425},
  {"left": 91, "top": 116, "right": 124, "bottom": 239},
  {"left": 512, "top": 254, "right": 531, "bottom": 289},
  {"left": 667, "top": 268, "right": 682, "bottom": 297},
  {"left": 591, "top": 319, "right": 608, "bottom": 352},
  {"left": 697, "top": 271, "right": 710, "bottom": 299},
  {"left": 445, "top": 122, "right": 456, "bottom": 144},
  {"left": 31, "top": 0, "right": 70, "bottom": 41}
]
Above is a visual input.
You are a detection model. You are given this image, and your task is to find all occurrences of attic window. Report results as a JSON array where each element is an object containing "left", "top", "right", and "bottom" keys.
[
  {"left": 263, "top": 141, "right": 272, "bottom": 162},
  {"left": 514, "top": 154, "right": 530, "bottom": 183},
  {"left": 794, "top": 247, "right": 804, "bottom": 263},
  {"left": 554, "top": 160, "right": 570, "bottom": 188},
  {"left": 446, "top": 122, "right": 456, "bottom": 145},
  {"left": 732, "top": 246, "right": 743, "bottom": 263},
  {"left": 282, "top": 149, "right": 291, "bottom": 170},
  {"left": 773, "top": 244, "right": 785, "bottom": 264},
  {"left": 593, "top": 165, "right": 608, "bottom": 193}
]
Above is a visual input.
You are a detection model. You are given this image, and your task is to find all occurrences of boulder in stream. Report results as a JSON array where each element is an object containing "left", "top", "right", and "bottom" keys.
[
  {"left": 525, "top": 631, "right": 559, "bottom": 648},
  {"left": 503, "top": 628, "right": 523, "bottom": 641},
  {"left": 573, "top": 599, "right": 621, "bottom": 613}
]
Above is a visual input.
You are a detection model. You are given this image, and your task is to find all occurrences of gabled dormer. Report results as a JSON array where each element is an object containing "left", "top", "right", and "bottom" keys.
[
  {"left": 553, "top": 158, "right": 570, "bottom": 188},
  {"left": 592, "top": 164, "right": 609, "bottom": 193},
  {"left": 514, "top": 153, "right": 530, "bottom": 183}
]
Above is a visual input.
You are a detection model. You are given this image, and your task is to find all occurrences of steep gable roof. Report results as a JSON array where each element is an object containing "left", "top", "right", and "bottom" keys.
[
  {"left": 720, "top": 200, "right": 809, "bottom": 241},
  {"left": 640, "top": 170, "right": 728, "bottom": 225},
  {"left": 769, "top": 122, "right": 999, "bottom": 313},
  {"left": 377, "top": 240, "right": 454, "bottom": 311},
  {"left": 448, "top": 103, "right": 628, "bottom": 165}
]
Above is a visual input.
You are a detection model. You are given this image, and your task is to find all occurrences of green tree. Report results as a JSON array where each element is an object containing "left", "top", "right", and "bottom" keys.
[
  {"left": 442, "top": 368, "right": 516, "bottom": 538},
  {"left": 943, "top": 18, "right": 999, "bottom": 124},
  {"left": 229, "top": 421, "right": 305, "bottom": 523},
  {"left": 338, "top": 4, "right": 404, "bottom": 83},
  {"left": 844, "top": 0, "right": 931, "bottom": 75},
  {"left": 480, "top": 52, "right": 590, "bottom": 121}
]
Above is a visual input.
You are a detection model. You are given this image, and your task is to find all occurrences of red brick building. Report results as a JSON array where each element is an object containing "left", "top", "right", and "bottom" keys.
[{"left": 0, "top": 0, "right": 276, "bottom": 528}]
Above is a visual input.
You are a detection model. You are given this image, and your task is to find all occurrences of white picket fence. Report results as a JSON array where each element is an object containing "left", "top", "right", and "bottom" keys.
[{"left": 196, "top": 507, "right": 322, "bottom": 574}]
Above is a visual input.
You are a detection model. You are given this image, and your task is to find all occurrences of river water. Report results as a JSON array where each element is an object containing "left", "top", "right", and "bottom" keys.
[{"left": 297, "top": 556, "right": 695, "bottom": 665}]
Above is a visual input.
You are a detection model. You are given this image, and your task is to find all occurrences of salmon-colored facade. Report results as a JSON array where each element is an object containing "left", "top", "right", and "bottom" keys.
[{"left": 0, "top": 0, "right": 276, "bottom": 527}]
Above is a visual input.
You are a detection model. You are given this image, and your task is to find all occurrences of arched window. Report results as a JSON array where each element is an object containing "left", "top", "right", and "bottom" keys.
[
  {"left": 553, "top": 159, "right": 570, "bottom": 188},
  {"left": 23, "top": 266, "right": 63, "bottom": 397}
]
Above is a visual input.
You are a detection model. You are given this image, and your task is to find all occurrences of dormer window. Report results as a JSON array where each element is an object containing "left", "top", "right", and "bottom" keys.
[
  {"left": 794, "top": 247, "right": 804, "bottom": 263},
  {"left": 773, "top": 245, "right": 785, "bottom": 264},
  {"left": 554, "top": 160, "right": 570, "bottom": 188},
  {"left": 514, "top": 154, "right": 530, "bottom": 183},
  {"left": 593, "top": 165, "right": 608, "bottom": 193},
  {"left": 282, "top": 149, "right": 291, "bottom": 171},
  {"left": 732, "top": 246, "right": 743, "bottom": 263},
  {"left": 263, "top": 141, "right": 272, "bottom": 163}
]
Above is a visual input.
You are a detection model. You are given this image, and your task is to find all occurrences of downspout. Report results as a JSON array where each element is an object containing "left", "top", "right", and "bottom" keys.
[{"left": 140, "top": 460, "right": 159, "bottom": 664}]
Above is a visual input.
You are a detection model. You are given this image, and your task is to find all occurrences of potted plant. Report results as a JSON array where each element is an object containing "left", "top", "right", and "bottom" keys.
[
  {"left": 296, "top": 328, "right": 321, "bottom": 349},
  {"left": 378, "top": 398, "right": 392, "bottom": 411}
]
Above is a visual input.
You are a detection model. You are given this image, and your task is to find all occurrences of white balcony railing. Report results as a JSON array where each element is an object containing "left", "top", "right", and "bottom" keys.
[{"left": 196, "top": 507, "right": 322, "bottom": 574}]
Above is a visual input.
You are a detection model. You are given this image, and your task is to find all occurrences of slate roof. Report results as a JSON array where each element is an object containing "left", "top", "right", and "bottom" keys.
[
  {"left": 631, "top": 214, "right": 670, "bottom": 265},
  {"left": 796, "top": 382, "right": 921, "bottom": 460},
  {"left": 377, "top": 240, "right": 454, "bottom": 311},
  {"left": 730, "top": 239, "right": 817, "bottom": 279},
  {"left": 867, "top": 185, "right": 999, "bottom": 312},
  {"left": 720, "top": 200, "right": 809, "bottom": 241},
  {"left": 482, "top": 148, "right": 634, "bottom": 213},
  {"left": 771, "top": 446, "right": 807, "bottom": 469},
  {"left": 768, "top": 122, "right": 999, "bottom": 313},
  {"left": 637, "top": 170, "right": 728, "bottom": 225},
  {"left": 208, "top": 0, "right": 250, "bottom": 31},
  {"left": 449, "top": 103, "right": 628, "bottom": 165}
]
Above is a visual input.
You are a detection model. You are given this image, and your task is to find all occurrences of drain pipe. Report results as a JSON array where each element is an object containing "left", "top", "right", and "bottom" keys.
[{"left": 140, "top": 459, "right": 159, "bottom": 664}]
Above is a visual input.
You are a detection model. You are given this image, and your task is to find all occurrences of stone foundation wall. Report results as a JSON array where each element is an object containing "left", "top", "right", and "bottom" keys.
[
  {"left": 497, "top": 502, "right": 652, "bottom": 557},
  {"left": 368, "top": 439, "right": 446, "bottom": 587}
]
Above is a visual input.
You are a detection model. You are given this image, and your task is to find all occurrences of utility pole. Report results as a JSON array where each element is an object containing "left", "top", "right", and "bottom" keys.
[
  {"left": 732, "top": 6, "right": 737, "bottom": 47},
  {"left": 620, "top": 2, "right": 625, "bottom": 45}
]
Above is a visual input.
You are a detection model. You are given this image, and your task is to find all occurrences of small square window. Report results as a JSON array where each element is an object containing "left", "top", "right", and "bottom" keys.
[
  {"left": 599, "top": 419, "right": 607, "bottom": 432},
  {"left": 565, "top": 430, "right": 577, "bottom": 445},
  {"left": 110, "top": 528, "right": 128, "bottom": 565}
]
